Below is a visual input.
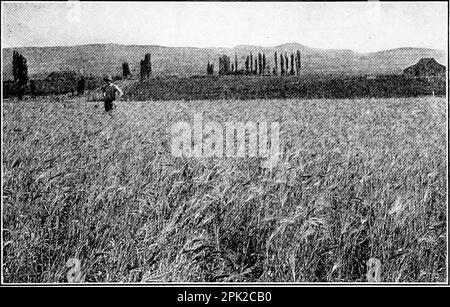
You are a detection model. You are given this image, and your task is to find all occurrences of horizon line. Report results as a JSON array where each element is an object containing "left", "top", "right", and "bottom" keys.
[{"left": 2, "top": 42, "right": 446, "bottom": 55}]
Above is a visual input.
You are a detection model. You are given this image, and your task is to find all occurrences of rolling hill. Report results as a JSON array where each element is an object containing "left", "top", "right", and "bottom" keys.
[{"left": 2, "top": 43, "right": 446, "bottom": 80}]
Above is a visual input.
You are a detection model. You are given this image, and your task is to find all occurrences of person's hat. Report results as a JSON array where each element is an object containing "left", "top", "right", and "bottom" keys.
[{"left": 103, "top": 75, "right": 112, "bottom": 82}]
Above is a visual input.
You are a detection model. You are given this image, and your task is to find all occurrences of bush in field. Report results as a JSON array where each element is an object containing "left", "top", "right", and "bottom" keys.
[
  {"left": 206, "top": 62, "right": 214, "bottom": 75},
  {"left": 77, "top": 77, "right": 86, "bottom": 95},
  {"left": 29, "top": 80, "right": 36, "bottom": 98}
]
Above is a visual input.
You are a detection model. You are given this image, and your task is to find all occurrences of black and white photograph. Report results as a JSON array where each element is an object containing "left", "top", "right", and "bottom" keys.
[{"left": 1, "top": 0, "right": 448, "bottom": 291}]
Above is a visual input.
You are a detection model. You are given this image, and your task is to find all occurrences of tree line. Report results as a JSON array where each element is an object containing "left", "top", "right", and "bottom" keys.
[
  {"left": 8, "top": 48, "right": 303, "bottom": 100},
  {"left": 9, "top": 50, "right": 154, "bottom": 99},
  {"left": 9, "top": 51, "right": 97, "bottom": 99},
  {"left": 210, "top": 50, "right": 302, "bottom": 76}
]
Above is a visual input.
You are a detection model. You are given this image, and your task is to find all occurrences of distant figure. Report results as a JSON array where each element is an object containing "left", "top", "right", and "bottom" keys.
[
  {"left": 101, "top": 75, "right": 123, "bottom": 112},
  {"left": 77, "top": 76, "right": 86, "bottom": 95},
  {"left": 17, "top": 82, "right": 26, "bottom": 100},
  {"left": 29, "top": 80, "right": 36, "bottom": 98}
]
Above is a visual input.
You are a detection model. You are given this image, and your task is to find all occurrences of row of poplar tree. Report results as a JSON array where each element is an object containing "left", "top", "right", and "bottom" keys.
[
  {"left": 208, "top": 50, "right": 302, "bottom": 76},
  {"left": 13, "top": 49, "right": 302, "bottom": 94},
  {"left": 125, "top": 50, "right": 304, "bottom": 79}
]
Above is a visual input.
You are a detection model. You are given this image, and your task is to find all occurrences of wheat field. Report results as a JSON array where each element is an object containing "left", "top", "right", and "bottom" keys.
[{"left": 2, "top": 96, "right": 447, "bottom": 282}]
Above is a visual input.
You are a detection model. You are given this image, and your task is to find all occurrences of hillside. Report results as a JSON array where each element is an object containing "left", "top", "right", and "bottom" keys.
[{"left": 2, "top": 43, "right": 446, "bottom": 80}]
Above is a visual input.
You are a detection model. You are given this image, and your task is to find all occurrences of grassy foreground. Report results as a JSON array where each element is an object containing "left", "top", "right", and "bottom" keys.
[{"left": 2, "top": 96, "right": 447, "bottom": 282}]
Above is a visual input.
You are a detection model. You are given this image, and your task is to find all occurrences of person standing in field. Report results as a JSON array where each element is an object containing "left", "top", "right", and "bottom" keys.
[
  {"left": 77, "top": 76, "right": 86, "bottom": 95},
  {"left": 29, "top": 80, "right": 36, "bottom": 98},
  {"left": 101, "top": 75, "right": 123, "bottom": 112}
]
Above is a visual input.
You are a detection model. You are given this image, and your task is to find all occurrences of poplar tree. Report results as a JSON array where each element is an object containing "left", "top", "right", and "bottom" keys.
[
  {"left": 12, "top": 51, "right": 28, "bottom": 100},
  {"left": 12, "top": 51, "right": 28, "bottom": 85},
  {"left": 274, "top": 52, "right": 278, "bottom": 75},
  {"left": 140, "top": 53, "right": 152, "bottom": 80},
  {"left": 262, "top": 54, "right": 266, "bottom": 75},
  {"left": 258, "top": 53, "right": 262, "bottom": 75},
  {"left": 285, "top": 54, "right": 289, "bottom": 73},
  {"left": 290, "top": 53, "right": 295, "bottom": 75},
  {"left": 296, "top": 50, "right": 301, "bottom": 76},
  {"left": 245, "top": 56, "right": 249, "bottom": 74}
]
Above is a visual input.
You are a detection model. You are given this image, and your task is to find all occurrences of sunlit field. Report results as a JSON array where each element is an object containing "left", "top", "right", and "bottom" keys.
[{"left": 2, "top": 96, "right": 447, "bottom": 282}]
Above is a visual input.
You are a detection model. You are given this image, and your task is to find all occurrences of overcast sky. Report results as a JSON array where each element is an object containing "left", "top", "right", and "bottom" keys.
[{"left": 2, "top": 2, "right": 447, "bottom": 53}]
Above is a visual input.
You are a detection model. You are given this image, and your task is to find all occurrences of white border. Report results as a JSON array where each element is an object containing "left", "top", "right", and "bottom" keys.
[{"left": 0, "top": 0, "right": 448, "bottom": 287}]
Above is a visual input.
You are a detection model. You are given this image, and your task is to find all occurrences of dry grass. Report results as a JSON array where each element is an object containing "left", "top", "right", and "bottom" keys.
[{"left": 2, "top": 96, "right": 447, "bottom": 282}]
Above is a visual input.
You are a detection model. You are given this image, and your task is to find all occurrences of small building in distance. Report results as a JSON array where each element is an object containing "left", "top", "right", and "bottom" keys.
[
  {"left": 403, "top": 58, "right": 446, "bottom": 78},
  {"left": 45, "top": 70, "right": 79, "bottom": 82}
]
